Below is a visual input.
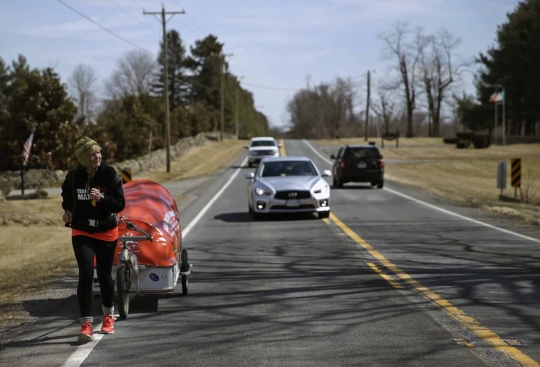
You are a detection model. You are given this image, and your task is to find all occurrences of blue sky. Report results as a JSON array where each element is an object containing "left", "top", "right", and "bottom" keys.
[{"left": 0, "top": 0, "right": 519, "bottom": 128}]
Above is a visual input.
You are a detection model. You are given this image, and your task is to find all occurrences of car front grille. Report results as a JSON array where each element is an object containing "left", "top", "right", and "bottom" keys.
[
  {"left": 253, "top": 150, "right": 275, "bottom": 156},
  {"left": 270, "top": 204, "right": 316, "bottom": 210},
  {"left": 274, "top": 190, "right": 312, "bottom": 200}
]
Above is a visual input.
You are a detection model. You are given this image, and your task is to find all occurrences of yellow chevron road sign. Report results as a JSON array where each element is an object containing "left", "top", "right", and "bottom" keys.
[
  {"left": 511, "top": 158, "right": 521, "bottom": 188},
  {"left": 120, "top": 168, "right": 132, "bottom": 184}
]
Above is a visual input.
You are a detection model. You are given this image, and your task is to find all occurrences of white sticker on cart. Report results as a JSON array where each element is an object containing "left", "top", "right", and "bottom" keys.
[{"left": 163, "top": 210, "right": 180, "bottom": 236}]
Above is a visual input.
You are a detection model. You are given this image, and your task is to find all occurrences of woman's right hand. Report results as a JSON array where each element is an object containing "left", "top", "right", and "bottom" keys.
[{"left": 63, "top": 210, "right": 72, "bottom": 224}]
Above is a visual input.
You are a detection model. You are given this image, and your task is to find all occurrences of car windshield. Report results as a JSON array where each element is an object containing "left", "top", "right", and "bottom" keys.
[
  {"left": 259, "top": 161, "right": 318, "bottom": 177},
  {"left": 251, "top": 140, "right": 276, "bottom": 147},
  {"left": 344, "top": 148, "right": 380, "bottom": 160}
]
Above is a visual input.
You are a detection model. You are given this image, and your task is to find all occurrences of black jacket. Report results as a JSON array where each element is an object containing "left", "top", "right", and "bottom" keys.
[{"left": 62, "top": 161, "right": 126, "bottom": 233}]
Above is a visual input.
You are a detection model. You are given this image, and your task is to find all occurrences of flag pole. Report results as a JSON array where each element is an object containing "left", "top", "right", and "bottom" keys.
[
  {"left": 20, "top": 159, "right": 25, "bottom": 197},
  {"left": 502, "top": 89, "right": 506, "bottom": 146},
  {"left": 494, "top": 95, "right": 498, "bottom": 145}
]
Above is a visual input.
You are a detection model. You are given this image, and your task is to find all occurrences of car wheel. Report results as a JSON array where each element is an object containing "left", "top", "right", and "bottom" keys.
[
  {"left": 319, "top": 211, "right": 330, "bottom": 219},
  {"left": 377, "top": 179, "right": 384, "bottom": 189},
  {"left": 336, "top": 177, "right": 343, "bottom": 188}
]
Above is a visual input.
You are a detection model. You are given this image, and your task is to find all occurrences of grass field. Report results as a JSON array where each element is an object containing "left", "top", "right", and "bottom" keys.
[
  {"left": 0, "top": 138, "right": 245, "bottom": 318},
  {"left": 320, "top": 137, "right": 540, "bottom": 225}
]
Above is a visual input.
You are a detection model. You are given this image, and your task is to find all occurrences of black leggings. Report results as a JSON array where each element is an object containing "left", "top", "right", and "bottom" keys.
[{"left": 72, "top": 236, "right": 116, "bottom": 317}]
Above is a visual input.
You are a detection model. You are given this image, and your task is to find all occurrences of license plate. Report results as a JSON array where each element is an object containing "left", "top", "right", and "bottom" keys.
[
  {"left": 357, "top": 162, "right": 367, "bottom": 169},
  {"left": 286, "top": 199, "right": 300, "bottom": 207}
]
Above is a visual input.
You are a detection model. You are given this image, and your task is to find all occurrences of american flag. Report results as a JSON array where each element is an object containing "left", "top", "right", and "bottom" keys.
[{"left": 22, "top": 131, "right": 34, "bottom": 166}]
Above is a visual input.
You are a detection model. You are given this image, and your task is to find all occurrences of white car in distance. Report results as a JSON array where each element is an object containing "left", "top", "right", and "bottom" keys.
[{"left": 245, "top": 137, "right": 281, "bottom": 168}]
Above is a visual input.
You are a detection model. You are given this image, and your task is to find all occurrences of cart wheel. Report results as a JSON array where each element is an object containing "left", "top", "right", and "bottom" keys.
[
  {"left": 181, "top": 274, "right": 189, "bottom": 295},
  {"left": 180, "top": 249, "right": 189, "bottom": 272},
  {"left": 116, "top": 263, "right": 131, "bottom": 320}
]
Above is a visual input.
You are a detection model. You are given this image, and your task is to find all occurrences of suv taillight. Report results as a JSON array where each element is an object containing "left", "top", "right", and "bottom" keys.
[
  {"left": 339, "top": 160, "right": 345, "bottom": 169},
  {"left": 378, "top": 158, "right": 385, "bottom": 169}
]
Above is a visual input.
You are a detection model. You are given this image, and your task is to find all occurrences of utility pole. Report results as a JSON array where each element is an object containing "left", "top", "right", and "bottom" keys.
[
  {"left": 221, "top": 60, "right": 225, "bottom": 142},
  {"left": 235, "top": 76, "right": 245, "bottom": 140},
  {"left": 215, "top": 53, "right": 233, "bottom": 142},
  {"left": 364, "top": 70, "right": 371, "bottom": 141},
  {"left": 144, "top": 5, "right": 185, "bottom": 172},
  {"left": 235, "top": 87, "right": 239, "bottom": 140},
  {"left": 427, "top": 78, "right": 432, "bottom": 137}
]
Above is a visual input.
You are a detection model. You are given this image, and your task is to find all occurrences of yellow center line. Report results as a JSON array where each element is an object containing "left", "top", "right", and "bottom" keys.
[
  {"left": 366, "top": 262, "right": 402, "bottom": 289},
  {"left": 328, "top": 212, "right": 538, "bottom": 366},
  {"left": 279, "top": 139, "right": 287, "bottom": 157}
]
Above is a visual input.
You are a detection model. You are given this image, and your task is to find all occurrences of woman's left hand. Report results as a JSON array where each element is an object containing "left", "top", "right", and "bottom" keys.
[{"left": 89, "top": 188, "right": 102, "bottom": 201}]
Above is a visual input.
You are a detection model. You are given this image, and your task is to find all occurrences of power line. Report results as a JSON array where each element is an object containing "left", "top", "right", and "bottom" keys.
[
  {"left": 240, "top": 81, "right": 300, "bottom": 91},
  {"left": 55, "top": 0, "right": 147, "bottom": 51},
  {"left": 110, "top": 0, "right": 151, "bottom": 29},
  {"left": 179, "top": 76, "right": 218, "bottom": 91},
  {"left": 168, "top": 0, "right": 204, "bottom": 37}
]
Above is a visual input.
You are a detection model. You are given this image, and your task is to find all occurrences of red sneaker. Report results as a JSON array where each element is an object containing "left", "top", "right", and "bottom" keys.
[
  {"left": 78, "top": 322, "right": 93, "bottom": 342},
  {"left": 101, "top": 315, "right": 115, "bottom": 334}
]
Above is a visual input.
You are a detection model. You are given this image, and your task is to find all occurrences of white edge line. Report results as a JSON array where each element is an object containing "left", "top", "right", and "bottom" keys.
[
  {"left": 182, "top": 157, "right": 248, "bottom": 239},
  {"left": 62, "top": 324, "right": 104, "bottom": 367},
  {"left": 63, "top": 158, "right": 247, "bottom": 367},
  {"left": 302, "top": 139, "right": 540, "bottom": 244},
  {"left": 303, "top": 139, "right": 333, "bottom": 165}
]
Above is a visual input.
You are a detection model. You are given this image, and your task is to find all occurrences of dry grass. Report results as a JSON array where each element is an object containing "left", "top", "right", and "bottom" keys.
[
  {"left": 317, "top": 137, "right": 540, "bottom": 225},
  {"left": 375, "top": 141, "right": 540, "bottom": 225},
  {"left": 136, "top": 139, "right": 245, "bottom": 183},
  {"left": 0, "top": 138, "right": 244, "bottom": 313}
]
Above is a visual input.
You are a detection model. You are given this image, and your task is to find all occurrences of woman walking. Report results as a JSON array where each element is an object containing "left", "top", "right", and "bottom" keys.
[{"left": 61, "top": 137, "right": 125, "bottom": 342}]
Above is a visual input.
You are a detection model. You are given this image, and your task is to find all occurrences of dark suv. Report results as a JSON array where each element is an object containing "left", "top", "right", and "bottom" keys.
[{"left": 330, "top": 145, "right": 385, "bottom": 188}]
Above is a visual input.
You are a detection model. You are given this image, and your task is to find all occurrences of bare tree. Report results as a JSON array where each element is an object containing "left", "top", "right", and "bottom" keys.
[
  {"left": 371, "top": 82, "right": 397, "bottom": 136},
  {"left": 380, "top": 22, "right": 423, "bottom": 137},
  {"left": 419, "top": 30, "right": 465, "bottom": 137},
  {"left": 104, "top": 50, "right": 157, "bottom": 98},
  {"left": 287, "top": 78, "right": 358, "bottom": 139},
  {"left": 69, "top": 64, "right": 98, "bottom": 123}
]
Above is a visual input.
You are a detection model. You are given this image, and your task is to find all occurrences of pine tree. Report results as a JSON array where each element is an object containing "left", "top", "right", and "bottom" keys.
[
  {"left": 154, "top": 29, "right": 190, "bottom": 110},
  {"left": 477, "top": 0, "right": 540, "bottom": 136},
  {"left": 0, "top": 56, "right": 78, "bottom": 170}
]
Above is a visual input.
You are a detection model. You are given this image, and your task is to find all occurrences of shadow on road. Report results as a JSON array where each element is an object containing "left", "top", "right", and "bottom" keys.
[
  {"left": 214, "top": 212, "right": 320, "bottom": 223},
  {"left": 331, "top": 184, "right": 376, "bottom": 190},
  {"left": 230, "top": 165, "right": 251, "bottom": 169}
]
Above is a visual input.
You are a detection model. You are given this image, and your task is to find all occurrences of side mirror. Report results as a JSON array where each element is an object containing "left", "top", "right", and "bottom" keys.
[
  {"left": 245, "top": 172, "right": 255, "bottom": 179},
  {"left": 244, "top": 145, "right": 249, "bottom": 149},
  {"left": 278, "top": 144, "right": 283, "bottom": 148},
  {"left": 322, "top": 170, "right": 332, "bottom": 177},
  {"left": 330, "top": 154, "right": 336, "bottom": 160}
]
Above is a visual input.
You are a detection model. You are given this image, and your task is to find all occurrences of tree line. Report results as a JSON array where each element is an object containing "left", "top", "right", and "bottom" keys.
[
  {"left": 287, "top": 0, "right": 540, "bottom": 139},
  {"left": 0, "top": 31, "right": 268, "bottom": 171},
  {"left": 287, "top": 23, "right": 466, "bottom": 139}
]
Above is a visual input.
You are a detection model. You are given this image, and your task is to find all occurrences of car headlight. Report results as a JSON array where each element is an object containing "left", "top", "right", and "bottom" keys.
[
  {"left": 255, "top": 187, "right": 272, "bottom": 196},
  {"left": 313, "top": 185, "right": 329, "bottom": 194}
]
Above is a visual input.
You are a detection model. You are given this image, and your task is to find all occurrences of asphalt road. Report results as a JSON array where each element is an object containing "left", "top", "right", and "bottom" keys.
[{"left": 1, "top": 139, "right": 540, "bottom": 366}]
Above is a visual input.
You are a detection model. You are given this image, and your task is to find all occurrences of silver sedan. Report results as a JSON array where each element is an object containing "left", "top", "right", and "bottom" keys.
[{"left": 245, "top": 156, "right": 331, "bottom": 220}]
